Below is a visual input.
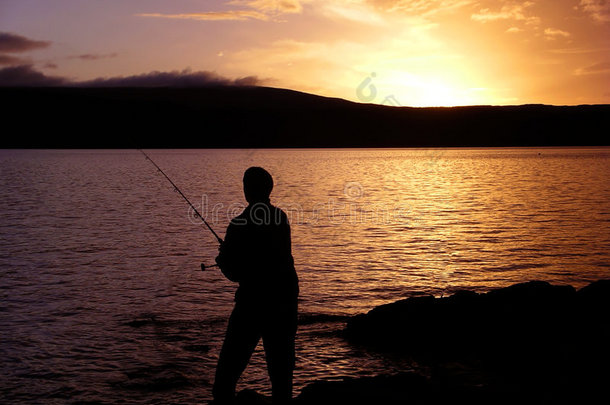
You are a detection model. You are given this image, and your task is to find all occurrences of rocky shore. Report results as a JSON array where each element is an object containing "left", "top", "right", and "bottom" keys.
[{"left": 237, "top": 279, "right": 610, "bottom": 404}]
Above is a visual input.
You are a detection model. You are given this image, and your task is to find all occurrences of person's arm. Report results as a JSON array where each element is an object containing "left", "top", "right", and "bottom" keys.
[
  {"left": 215, "top": 222, "right": 241, "bottom": 282},
  {"left": 280, "top": 211, "right": 295, "bottom": 268}
]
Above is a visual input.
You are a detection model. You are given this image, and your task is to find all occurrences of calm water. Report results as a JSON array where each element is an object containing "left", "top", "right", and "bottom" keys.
[{"left": 1, "top": 148, "right": 609, "bottom": 403}]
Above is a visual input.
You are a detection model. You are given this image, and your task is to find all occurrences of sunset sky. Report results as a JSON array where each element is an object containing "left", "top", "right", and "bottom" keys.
[{"left": 1, "top": 0, "right": 609, "bottom": 106}]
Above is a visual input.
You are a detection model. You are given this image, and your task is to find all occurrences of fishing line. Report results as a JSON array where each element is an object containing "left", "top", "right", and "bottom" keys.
[{"left": 138, "top": 149, "right": 222, "bottom": 271}]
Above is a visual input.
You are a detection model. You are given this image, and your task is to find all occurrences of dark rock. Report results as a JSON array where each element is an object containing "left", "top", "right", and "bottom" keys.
[
  {"left": 576, "top": 279, "right": 610, "bottom": 308},
  {"left": 482, "top": 280, "right": 576, "bottom": 312},
  {"left": 295, "top": 373, "right": 428, "bottom": 405},
  {"left": 345, "top": 280, "right": 582, "bottom": 356},
  {"left": 293, "top": 365, "right": 537, "bottom": 405},
  {"left": 341, "top": 280, "right": 610, "bottom": 404}
]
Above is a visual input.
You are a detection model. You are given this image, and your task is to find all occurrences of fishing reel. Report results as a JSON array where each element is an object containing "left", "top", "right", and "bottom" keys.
[{"left": 201, "top": 263, "right": 219, "bottom": 272}]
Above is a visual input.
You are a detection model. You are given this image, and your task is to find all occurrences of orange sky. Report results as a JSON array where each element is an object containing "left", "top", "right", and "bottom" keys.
[{"left": 1, "top": 0, "right": 609, "bottom": 106}]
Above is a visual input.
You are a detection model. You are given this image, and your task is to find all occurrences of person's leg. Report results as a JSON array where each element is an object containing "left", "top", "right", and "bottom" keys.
[
  {"left": 262, "top": 302, "right": 298, "bottom": 404},
  {"left": 213, "top": 303, "right": 261, "bottom": 404}
]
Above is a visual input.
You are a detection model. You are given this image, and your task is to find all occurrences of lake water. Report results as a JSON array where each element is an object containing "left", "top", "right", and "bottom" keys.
[{"left": 1, "top": 148, "right": 609, "bottom": 403}]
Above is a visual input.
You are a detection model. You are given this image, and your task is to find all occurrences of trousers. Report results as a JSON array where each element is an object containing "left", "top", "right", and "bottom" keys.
[{"left": 212, "top": 299, "right": 298, "bottom": 404}]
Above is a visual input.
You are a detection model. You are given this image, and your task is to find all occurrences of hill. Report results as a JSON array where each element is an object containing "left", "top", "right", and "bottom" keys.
[{"left": 1, "top": 86, "right": 608, "bottom": 148}]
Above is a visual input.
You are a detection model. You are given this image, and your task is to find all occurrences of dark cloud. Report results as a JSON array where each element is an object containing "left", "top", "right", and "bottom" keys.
[
  {"left": 232, "top": 76, "right": 260, "bottom": 86},
  {"left": 0, "top": 32, "right": 51, "bottom": 53},
  {"left": 69, "top": 53, "right": 119, "bottom": 61},
  {"left": 0, "top": 54, "right": 26, "bottom": 65},
  {"left": 78, "top": 69, "right": 262, "bottom": 87},
  {"left": 0, "top": 65, "right": 262, "bottom": 88},
  {"left": 0, "top": 32, "right": 261, "bottom": 88},
  {"left": 0, "top": 65, "right": 67, "bottom": 86}
]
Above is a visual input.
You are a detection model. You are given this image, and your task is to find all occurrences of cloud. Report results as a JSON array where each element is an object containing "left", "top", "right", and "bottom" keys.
[
  {"left": 224, "top": 23, "right": 473, "bottom": 105},
  {"left": 471, "top": 1, "right": 540, "bottom": 25},
  {"left": 79, "top": 69, "right": 262, "bottom": 87},
  {"left": 316, "top": 0, "right": 472, "bottom": 24},
  {"left": 544, "top": 27, "right": 571, "bottom": 39},
  {"left": 367, "top": 0, "right": 473, "bottom": 16},
  {"left": 0, "top": 32, "right": 51, "bottom": 53},
  {"left": 0, "top": 54, "right": 27, "bottom": 65},
  {"left": 0, "top": 65, "right": 262, "bottom": 87},
  {"left": 575, "top": 61, "right": 610, "bottom": 75},
  {"left": 547, "top": 47, "right": 610, "bottom": 54},
  {"left": 228, "top": 0, "right": 303, "bottom": 14},
  {"left": 0, "top": 32, "right": 51, "bottom": 68},
  {"left": 506, "top": 26, "right": 523, "bottom": 33},
  {"left": 69, "top": 53, "right": 119, "bottom": 61},
  {"left": 320, "top": 1, "right": 386, "bottom": 25},
  {"left": 137, "top": 0, "right": 303, "bottom": 22},
  {"left": 137, "top": 10, "right": 269, "bottom": 21},
  {"left": 0, "top": 65, "right": 67, "bottom": 86},
  {"left": 580, "top": 0, "right": 610, "bottom": 22}
]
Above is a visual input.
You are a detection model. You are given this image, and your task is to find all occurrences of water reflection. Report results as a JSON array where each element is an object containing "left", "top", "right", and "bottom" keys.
[{"left": 0, "top": 148, "right": 608, "bottom": 403}]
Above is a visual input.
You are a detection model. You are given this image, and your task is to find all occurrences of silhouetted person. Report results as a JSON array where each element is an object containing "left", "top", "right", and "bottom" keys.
[{"left": 212, "top": 167, "right": 299, "bottom": 404}]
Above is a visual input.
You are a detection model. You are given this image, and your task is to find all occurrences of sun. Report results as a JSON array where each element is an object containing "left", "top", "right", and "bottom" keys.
[{"left": 369, "top": 71, "right": 488, "bottom": 107}]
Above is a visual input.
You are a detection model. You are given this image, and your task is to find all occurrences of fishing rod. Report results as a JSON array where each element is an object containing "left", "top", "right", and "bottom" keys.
[{"left": 138, "top": 149, "right": 222, "bottom": 271}]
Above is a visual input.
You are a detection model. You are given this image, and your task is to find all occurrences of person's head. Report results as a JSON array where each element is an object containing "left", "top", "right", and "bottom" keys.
[{"left": 243, "top": 167, "right": 273, "bottom": 204}]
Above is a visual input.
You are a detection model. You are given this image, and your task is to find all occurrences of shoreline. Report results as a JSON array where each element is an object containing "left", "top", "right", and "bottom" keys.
[{"left": 238, "top": 279, "right": 610, "bottom": 404}]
